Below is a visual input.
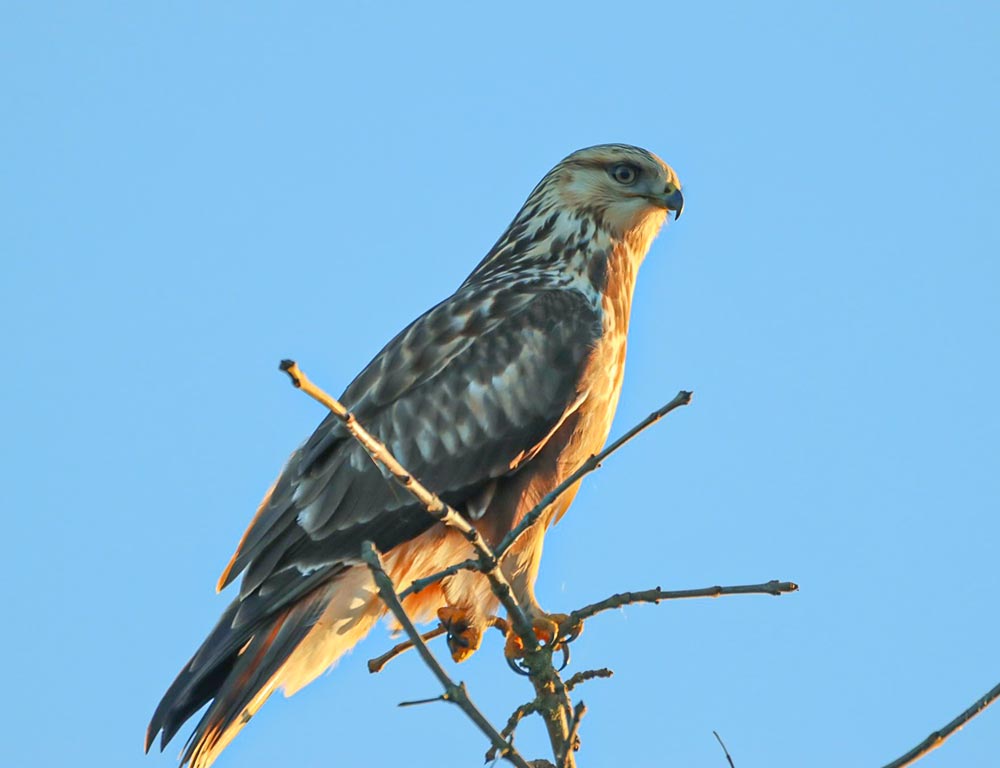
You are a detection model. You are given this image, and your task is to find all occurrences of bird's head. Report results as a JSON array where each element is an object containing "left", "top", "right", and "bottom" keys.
[
  {"left": 543, "top": 144, "right": 683, "bottom": 244},
  {"left": 468, "top": 144, "right": 682, "bottom": 284}
]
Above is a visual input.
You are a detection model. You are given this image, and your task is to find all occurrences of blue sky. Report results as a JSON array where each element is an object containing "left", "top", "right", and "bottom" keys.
[{"left": 3, "top": 2, "right": 999, "bottom": 767}]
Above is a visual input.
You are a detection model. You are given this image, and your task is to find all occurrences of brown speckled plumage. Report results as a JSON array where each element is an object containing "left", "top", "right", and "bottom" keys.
[{"left": 146, "top": 144, "right": 683, "bottom": 768}]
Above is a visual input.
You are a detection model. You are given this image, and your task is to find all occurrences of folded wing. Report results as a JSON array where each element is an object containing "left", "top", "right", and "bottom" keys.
[{"left": 146, "top": 285, "right": 601, "bottom": 763}]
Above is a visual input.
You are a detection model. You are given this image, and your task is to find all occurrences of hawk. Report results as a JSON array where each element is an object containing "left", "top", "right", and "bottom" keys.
[{"left": 146, "top": 144, "right": 683, "bottom": 767}]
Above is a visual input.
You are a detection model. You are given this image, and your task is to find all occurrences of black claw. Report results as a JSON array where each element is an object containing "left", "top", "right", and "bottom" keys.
[
  {"left": 505, "top": 654, "right": 532, "bottom": 676},
  {"left": 558, "top": 643, "right": 571, "bottom": 671},
  {"left": 563, "top": 625, "right": 583, "bottom": 645}
]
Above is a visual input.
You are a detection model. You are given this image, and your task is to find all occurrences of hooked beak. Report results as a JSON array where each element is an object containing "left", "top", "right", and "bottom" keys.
[{"left": 658, "top": 183, "right": 684, "bottom": 220}]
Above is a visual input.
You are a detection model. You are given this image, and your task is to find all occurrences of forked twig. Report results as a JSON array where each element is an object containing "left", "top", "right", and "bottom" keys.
[
  {"left": 562, "top": 702, "right": 586, "bottom": 763},
  {"left": 277, "top": 359, "right": 989, "bottom": 768},
  {"left": 361, "top": 541, "right": 532, "bottom": 768},
  {"left": 283, "top": 361, "right": 581, "bottom": 761},
  {"left": 564, "top": 580, "right": 799, "bottom": 632}
]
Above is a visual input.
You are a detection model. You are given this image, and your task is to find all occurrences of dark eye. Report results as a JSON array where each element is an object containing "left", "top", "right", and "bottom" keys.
[{"left": 609, "top": 163, "right": 639, "bottom": 185}]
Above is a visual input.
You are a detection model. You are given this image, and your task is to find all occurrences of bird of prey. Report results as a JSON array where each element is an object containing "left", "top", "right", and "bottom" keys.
[{"left": 146, "top": 144, "right": 683, "bottom": 768}]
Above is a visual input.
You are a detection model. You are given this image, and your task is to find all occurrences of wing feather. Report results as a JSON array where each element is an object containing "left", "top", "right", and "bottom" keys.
[{"left": 219, "top": 285, "right": 600, "bottom": 622}]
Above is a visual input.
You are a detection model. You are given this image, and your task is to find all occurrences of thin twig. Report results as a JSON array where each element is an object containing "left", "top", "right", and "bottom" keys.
[
  {"left": 563, "top": 580, "right": 798, "bottom": 632},
  {"left": 360, "top": 541, "right": 533, "bottom": 768},
  {"left": 713, "top": 731, "right": 736, "bottom": 768},
  {"left": 496, "top": 391, "right": 692, "bottom": 558},
  {"left": 561, "top": 702, "right": 587, "bottom": 767},
  {"left": 398, "top": 694, "right": 447, "bottom": 707},
  {"left": 880, "top": 680, "right": 1000, "bottom": 768},
  {"left": 280, "top": 360, "right": 537, "bottom": 648},
  {"left": 485, "top": 698, "right": 544, "bottom": 762},
  {"left": 367, "top": 626, "right": 447, "bottom": 674},
  {"left": 369, "top": 618, "right": 509, "bottom": 674},
  {"left": 399, "top": 557, "right": 479, "bottom": 600},
  {"left": 564, "top": 668, "right": 614, "bottom": 692}
]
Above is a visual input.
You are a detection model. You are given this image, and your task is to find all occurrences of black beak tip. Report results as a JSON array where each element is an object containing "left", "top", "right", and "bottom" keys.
[{"left": 664, "top": 188, "right": 684, "bottom": 220}]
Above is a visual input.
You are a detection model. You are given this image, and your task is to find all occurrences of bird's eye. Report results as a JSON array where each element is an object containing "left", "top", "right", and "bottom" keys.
[{"left": 609, "top": 163, "right": 639, "bottom": 185}]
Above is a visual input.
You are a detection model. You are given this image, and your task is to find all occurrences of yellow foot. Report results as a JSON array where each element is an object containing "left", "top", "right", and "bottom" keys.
[
  {"left": 437, "top": 607, "right": 483, "bottom": 663},
  {"left": 503, "top": 613, "right": 584, "bottom": 660}
]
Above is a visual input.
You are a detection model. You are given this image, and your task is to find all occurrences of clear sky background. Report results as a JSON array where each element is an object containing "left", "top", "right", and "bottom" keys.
[{"left": 3, "top": 3, "right": 999, "bottom": 767}]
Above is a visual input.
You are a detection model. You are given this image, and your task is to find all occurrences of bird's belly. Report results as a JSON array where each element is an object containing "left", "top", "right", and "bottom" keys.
[{"left": 561, "top": 331, "right": 628, "bottom": 474}]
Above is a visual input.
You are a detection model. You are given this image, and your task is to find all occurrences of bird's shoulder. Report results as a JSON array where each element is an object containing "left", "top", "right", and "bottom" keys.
[{"left": 341, "top": 279, "right": 600, "bottom": 416}]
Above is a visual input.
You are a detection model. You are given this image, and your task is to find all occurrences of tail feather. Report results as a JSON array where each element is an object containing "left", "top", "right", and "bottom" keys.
[
  {"left": 181, "top": 590, "right": 330, "bottom": 768},
  {"left": 147, "top": 565, "right": 384, "bottom": 768},
  {"left": 146, "top": 599, "right": 246, "bottom": 752}
]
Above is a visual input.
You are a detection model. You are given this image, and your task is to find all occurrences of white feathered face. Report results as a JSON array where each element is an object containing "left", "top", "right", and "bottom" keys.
[{"left": 548, "top": 144, "right": 683, "bottom": 240}]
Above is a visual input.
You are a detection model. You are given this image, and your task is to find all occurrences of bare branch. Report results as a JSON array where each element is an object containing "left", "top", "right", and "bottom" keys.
[
  {"left": 563, "top": 580, "right": 798, "bottom": 632},
  {"left": 564, "top": 668, "right": 614, "bottom": 692},
  {"left": 516, "top": 650, "right": 577, "bottom": 766},
  {"left": 496, "top": 390, "right": 693, "bottom": 558},
  {"left": 360, "top": 541, "right": 533, "bottom": 768},
  {"left": 880, "top": 680, "right": 1000, "bottom": 768},
  {"left": 281, "top": 362, "right": 583, "bottom": 763},
  {"left": 277, "top": 364, "right": 816, "bottom": 767},
  {"left": 713, "top": 731, "right": 736, "bottom": 768},
  {"left": 280, "top": 360, "right": 537, "bottom": 648}
]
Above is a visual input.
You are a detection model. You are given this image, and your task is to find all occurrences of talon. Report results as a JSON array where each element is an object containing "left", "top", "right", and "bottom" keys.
[
  {"left": 503, "top": 612, "right": 583, "bottom": 671},
  {"left": 539, "top": 613, "right": 585, "bottom": 647},
  {"left": 560, "top": 614, "right": 585, "bottom": 645},
  {"left": 504, "top": 625, "right": 528, "bottom": 661},
  {"left": 531, "top": 615, "right": 561, "bottom": 647},
  {"left": 437, "top": 607, "right": 482, "bottom": 663},
  {"left": 558, "top": 643, "right": 571, "bottom": 671},
  {"left": 505, "top": 653, "right": 532, "bottom": 676}
]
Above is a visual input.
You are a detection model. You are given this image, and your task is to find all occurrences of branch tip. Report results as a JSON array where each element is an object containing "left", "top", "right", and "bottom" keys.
[
  {"left": 279, "top": 359, "right": 302, "bottom": 387},
  {"left": 564, "top": 668, "right": 614, "bottom": 692},
  {"left": 398, "top": 695, "right": 446, "bottom": 708},
  {"left": 713, "top": 731, "right": 736, "bottom": 768}
]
